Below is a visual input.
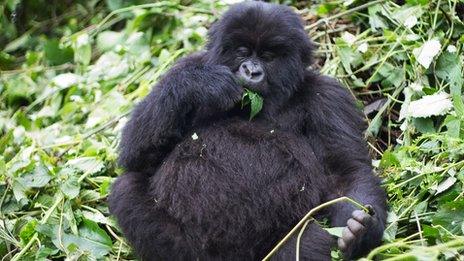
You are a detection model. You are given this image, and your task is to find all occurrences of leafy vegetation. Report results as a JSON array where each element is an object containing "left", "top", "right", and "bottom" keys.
[{"left": 1, "top": 0, "right": 463, "bottom": 260}]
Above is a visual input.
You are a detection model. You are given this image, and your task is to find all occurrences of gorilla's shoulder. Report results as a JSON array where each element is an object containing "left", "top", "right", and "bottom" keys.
[
  {"left": 303, "top": 70, "right": 354, "bottom": 100},
  {"left": 175, "top": 51, "right": 208, "bottom": 67}
]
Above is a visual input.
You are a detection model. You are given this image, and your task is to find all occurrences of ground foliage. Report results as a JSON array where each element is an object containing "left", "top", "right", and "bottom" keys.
[{"left": 1, "top": 0, "right": 464, "bottom": 260}]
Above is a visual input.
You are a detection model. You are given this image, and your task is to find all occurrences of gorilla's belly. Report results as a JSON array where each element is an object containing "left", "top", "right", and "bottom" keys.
[
  {"left": 153, "top": 120, "right": 316, "bottom": 198},
  {"left": 148, "top": 119, "right": 324, "bottom": 251}
]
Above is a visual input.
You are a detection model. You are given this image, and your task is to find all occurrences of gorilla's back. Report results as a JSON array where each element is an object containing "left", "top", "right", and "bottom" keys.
[{"left": 146, "top": 118, "right": 327, "bottom": 257}]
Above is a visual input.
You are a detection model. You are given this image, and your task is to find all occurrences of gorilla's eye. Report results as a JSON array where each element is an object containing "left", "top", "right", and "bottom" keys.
[
  {"left": 261, "top": 51, "right": 275, "bottom": 61},
  {"left": 236, "top": 47, "right": 251, "bottom": 57}
]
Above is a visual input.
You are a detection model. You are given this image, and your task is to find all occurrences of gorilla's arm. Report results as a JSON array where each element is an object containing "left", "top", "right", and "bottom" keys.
[
  {"left": 303, "top": 73, "right": 387, "bottom": 258},
  {"left": 119, "top": 53, "right": 242, "bottom": 172}
]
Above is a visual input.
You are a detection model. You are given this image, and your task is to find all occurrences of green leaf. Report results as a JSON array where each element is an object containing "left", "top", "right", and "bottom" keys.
[
  {"left": 380, "top": 149, "right": 400, "bottom": 168},
  {"left": 444, "top": 115, "right": 461, "bottom": 138},
  {"left": 413, "top": 201, "right": 428, "bottom": 214},
  {"left": 36, "top": 224, "right": 59, "bottom": 239},
  {"left": 35, "top": 246, "right": 59, "bottom": 260},
  {"left": 74, "top": 44, "right": 91, "bottom": 66},
  {"left": 43, "top": 39, "right": 74, "bottom": 65},
  {"left": 422, "top": 224, "right": 440, "bottom": 243},
  {"left": 391, "top": 6, "right": 423, "bottom": 25},
  {"left": 82, "top": 210, "right": 113, "bottom": 226},
  {"left": 435, "top": 52, "right": 464, "bottom": 116},
  {"left": 19, "top": 219, "right": 38, "bottom": 244},
  {"left": 432, "top": 200, "right": 464, "bottom": 234},
  {"left": 73, "top": 34, "right": 92, "bottom": 66},
  {"left": 368, "top": 5, "right": 388, "bottom": 31},
  {"left": 413, "top": 118, "right": 435, "bottom": 133},
  {"left": 58, "top": 167, "right": 82, "bottom": 199},
  {"left": 317, "top": 3, "right": 336, "bottom": 16},
  {"left": 0, "top": 130, "right": 13, "bottom": 154},
  {"left": 16, "top": 165, "right": 52, "bottom": 188},
  {"left": 11, "top": 180, "right": 27, "bottom": 202},
  {"left": 0, "top": 51, "right": 16, "bottom": 70},
  {"left": 63, "top": 200, "right": 78, "bottom": 234},
  {"left": 97, "top": 31, "right": 124, "bottom": 52},
  {"left": 383, "top": 212, "right": 399, "bottom": 242},
  {"left": 80, "top": 190, "right": 102, "bottom": 202},
  {"left": 378, "top": 63, "right": 405, "bottom": 88},
  {"left": 336, "top": 44, "right": 362, "bottom": 74},
  {"left": 323, "top": 227, "right": 344, "bottom": 237},
  {"left": 60, "top": 219, "right": 113, "bottom": 258},
  {"left": 60, "top": 175, "right": 80, "bottom": 199},
  {"left": 100, "top": 178, "right": 111, "bottom": 196},
  {"left": 4, "top": 76, "right": 35, "bottom": 106},
  {"left": 85, "top": 90, "right": 128, "bottom": 128},
  {"left": 249, "top": 93, "right": 263, "bottom": 120},
  {"left": 242, "top": 89, "right": 263, "bottom": 120},
  {"left": 67, "top": 157, "right": 104, "bottom": 174}
]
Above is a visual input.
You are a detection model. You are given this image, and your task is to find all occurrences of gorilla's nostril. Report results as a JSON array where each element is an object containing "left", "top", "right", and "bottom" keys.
[
  {"left": 251, "top": 71, "right": 262, "bottom": 78},
  {"left": 240, "top": 63, "right": 251, "bottom": 76}
]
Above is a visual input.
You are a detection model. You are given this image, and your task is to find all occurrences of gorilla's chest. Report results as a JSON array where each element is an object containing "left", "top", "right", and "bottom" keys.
[{"left": 170, "top": 119, "right": 316, "bottom": 175}]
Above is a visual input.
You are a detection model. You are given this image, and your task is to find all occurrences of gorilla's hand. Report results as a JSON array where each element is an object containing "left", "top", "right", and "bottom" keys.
[
  {"left": 337, "top": 209, "right": 373, "bottom": 256},
  {"left": 190, "top": 65, "right": 243, "bottom": 112}
]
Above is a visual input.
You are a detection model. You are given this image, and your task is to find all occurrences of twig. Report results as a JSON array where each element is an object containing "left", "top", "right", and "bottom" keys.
[
  {"left": 368, "top": 238, "right": 464, "bottom": 260},
  {"left": 0, "top": 63, "right": 74, "bottom": 76},
  {"left": 10, "top": 233, "right": 38, "bottom": 261},
  {"left": 413, "top": 211, "right": 424, "bottom": 246},
  {"left": 295, "top": 219, "right": 312, "bottom": 260},
  {"left": 262, "top": 196, "right": 368, "bottom": 261}
]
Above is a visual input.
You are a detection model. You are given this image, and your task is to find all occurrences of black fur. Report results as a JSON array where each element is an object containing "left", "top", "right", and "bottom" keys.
[{"left": 109, "top": 2, "right": 387, "bottom": 260}]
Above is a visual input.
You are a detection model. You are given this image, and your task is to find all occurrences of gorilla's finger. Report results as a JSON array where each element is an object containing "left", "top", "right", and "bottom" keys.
[
  {"left": 338, "top": 237, "right": 347, "bottom": 251},
  {"left": 365, "top": 204, "right": 376, "bottom": 216},
  {"left": 342, "top": 226, "right": 356, "bottom": 244},
  {"left": 352, "top": 210, "right": 372, "bottom": 226},
  {"left": 347, "top": 218, "right": 365, "bottom": 236}
]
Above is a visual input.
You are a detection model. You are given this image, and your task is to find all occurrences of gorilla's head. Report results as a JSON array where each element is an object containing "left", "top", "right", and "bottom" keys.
[{"left": 206, "top": 2, "right": 313, "bottom": 99}]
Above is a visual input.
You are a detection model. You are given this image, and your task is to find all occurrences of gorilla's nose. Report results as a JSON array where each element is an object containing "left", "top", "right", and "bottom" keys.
[{"left": 239, "top": 61, "right": 264, "bottom": 83}]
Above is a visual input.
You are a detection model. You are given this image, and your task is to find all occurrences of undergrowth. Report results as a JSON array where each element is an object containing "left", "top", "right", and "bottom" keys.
[{"left": 0, "top": 0, "right": 463, "bottom": 260}]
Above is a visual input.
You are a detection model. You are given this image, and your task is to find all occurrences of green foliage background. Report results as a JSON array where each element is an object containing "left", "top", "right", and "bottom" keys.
[{"left": 1, "top": 0, "right": 464, "bottom": 260}]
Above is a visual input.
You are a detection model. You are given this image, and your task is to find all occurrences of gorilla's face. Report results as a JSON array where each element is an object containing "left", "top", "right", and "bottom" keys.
[{"left": 206, "top": 2, "right": 313, "bottom": 98}]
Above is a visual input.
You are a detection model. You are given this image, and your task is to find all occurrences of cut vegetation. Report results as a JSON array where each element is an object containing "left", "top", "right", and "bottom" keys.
[{"left": 1, "top": 0, "right": 463, "bottom": 260}]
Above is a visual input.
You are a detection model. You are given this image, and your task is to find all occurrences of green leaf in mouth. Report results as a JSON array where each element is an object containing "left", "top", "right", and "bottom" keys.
[{"left": 242, "top": 89, "right": 264, "bottom": 120}]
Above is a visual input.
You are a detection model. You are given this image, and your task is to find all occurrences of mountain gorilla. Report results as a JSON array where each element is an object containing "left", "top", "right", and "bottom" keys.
[{"left": 108, "top": 2, "right": 387, "bottom": 260}]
